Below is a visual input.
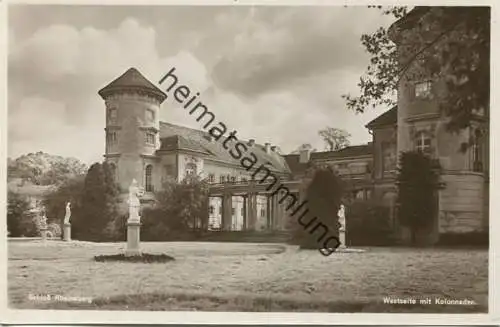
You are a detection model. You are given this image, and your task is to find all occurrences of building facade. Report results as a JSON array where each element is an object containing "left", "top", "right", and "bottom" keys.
[
  {"left": 388, "top": 7, "right": 489, "bottom": 243},
  {"left": 99, "top": 11, "right": 489, "bottom": 243}
]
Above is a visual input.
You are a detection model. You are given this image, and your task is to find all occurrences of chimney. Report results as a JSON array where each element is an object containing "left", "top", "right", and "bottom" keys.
[
  {"left": 248, "top": 139, "right": 255, "bottom": 146},
  {"left": 264, "top": 143, "right": 271, "bottom": 153},
  {"left": 299, "top": 148, "right": 311, "bottom": 163}
]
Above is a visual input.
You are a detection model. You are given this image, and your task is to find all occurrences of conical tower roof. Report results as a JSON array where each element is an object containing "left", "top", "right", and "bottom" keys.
[{"left": 98, "top": 67, "right": 167, "bottom": 102}]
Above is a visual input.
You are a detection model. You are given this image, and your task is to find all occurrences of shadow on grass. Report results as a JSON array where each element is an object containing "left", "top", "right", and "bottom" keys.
[
  {"left": 19, "top": 292, "right": 487, "bottom": 313},
  {"left": 94, "top": 253, "right": 175, "bottom": 263}
]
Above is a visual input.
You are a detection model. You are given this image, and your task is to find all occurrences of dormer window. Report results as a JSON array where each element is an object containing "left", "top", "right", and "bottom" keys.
[{"left": 415, "top": 81, "right": 432, "bottom": 98}]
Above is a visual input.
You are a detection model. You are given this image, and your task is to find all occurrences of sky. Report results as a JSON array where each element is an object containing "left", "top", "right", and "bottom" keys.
[{"left": 8, "top": 4, "right": 396, "bottom": 165}]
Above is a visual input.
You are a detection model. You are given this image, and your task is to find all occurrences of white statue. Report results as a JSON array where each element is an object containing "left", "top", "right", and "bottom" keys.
[
  {"left": 337, "top": 204, "right": 346, "bottom": 248},
  {"left": 338, "top": 204, "right": 346, "bottom": 232},
  {"left": 64, "top": 202, "right": 71, "bottom": 224},
  {"left": 40, "top": 206, "right": 48, "bottom": 229},
  {"left": 128, "top": 179, "right": 144, "bottom": 223}
]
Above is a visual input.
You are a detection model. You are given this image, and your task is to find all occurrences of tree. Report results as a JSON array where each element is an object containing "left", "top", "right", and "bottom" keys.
[
  {"left": 8, "top": 152, "right": 87, "bottom": 186},
  {"left": 292, "top": 164, "right": 344, "bottom": 250},
  {"left": 43, "top": 174, "right": 86, "bottom": 239},
  {"left": 141, "top": 175, "right": 210, "bottom": 240},
  {"left": 7, "top": 191, "right": 35, "bottom": 237},
  {"left": 71, "top": 162, "right": 121, "bottom": 241},
  {"left": 343, "top": 6, "right": 489, "bottom": 142},
  {"left": 318, "top": 127, "right": 351, "bottom": 151},
  {"left": 396, "top": 151, "right": 443, "bottom": 244}
]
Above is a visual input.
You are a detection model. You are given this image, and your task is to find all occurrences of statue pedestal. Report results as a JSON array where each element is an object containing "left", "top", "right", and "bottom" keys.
[
  {"left": 125, "top": 221, "right": 141, "bottom": 257},
  {"left": 338, "top": 230, "right": 346, "bottom": 249},
  {"left": 63, "top": 223, "right": 71, "bottom": 241},
  {"left": 40, "top": 227, "right": 48, "bottom": 241}
]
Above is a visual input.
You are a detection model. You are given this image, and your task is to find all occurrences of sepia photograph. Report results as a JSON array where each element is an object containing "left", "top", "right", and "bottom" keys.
[{"left": 2, "top": 0, "right": 494, "bottom": 322}]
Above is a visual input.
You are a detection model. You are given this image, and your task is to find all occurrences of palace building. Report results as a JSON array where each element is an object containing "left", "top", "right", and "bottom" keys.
[{"left": 99, "top": 9, "right": 488, "bottom": 243}]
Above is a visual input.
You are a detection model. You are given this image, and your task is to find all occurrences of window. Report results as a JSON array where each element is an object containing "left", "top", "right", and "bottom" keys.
[
  {"left": 146, "top": 109, "right": 155, "bottom": 122},
  {"left": 260, "top": 208, "right": 265, "bottom": 217},
  {"left": 208, "top": 174, "right": 215, "bottom": 183},
  {"left": 145, "top": 133, "right": 155, "bottom": 145},
  {"left": 185, "top": 163, "right": 197, "bottom": 176},
  {"left": 164, "top": 164, "right": 174, "bottom": 177},
  {"left": 231, "top": 208, "right": 235, "bottom": 216},
  {"left": 382, "top": 142, "right": 396, "bottom": 173},
  {"left": 108, "top": 163, "right": 117, "bottom": 181},
  {"left": 415, "top": 81, "right": 432, "bottom": 98},
  {"left": 355, "top": 190, "right": 364, "bottom": 200},
  {"left": 219, "top": 206, "right": 222, "bottom": 215},
  {"left": 106, "top": 131, "right": 117, "bottom": 146},
  {"left": 242, "top": 177, "right": 248, "bottom": 182},
  {"left": 107, "top": 107, "right": 117, "bottom": 123},
  {"left": 145, "top": 165, "right": 153, "bottom": 192},
  {"left": 415, "top": 131, "right": 432, "bottom": 155},
  {"left": 472, "top": 130, "right": 484, "bottom": 172},
  {"left": 241, "top": 207, "right": 245, "bottom": 217},
  {"left": 220, "top": 176, "right": 226, "bottom": 183},
  {"left": 209, "top": 205, "right": 214, "bottom": 214},
  {"left": 230, "top": 176, "right": 236, "bottom": 183}
]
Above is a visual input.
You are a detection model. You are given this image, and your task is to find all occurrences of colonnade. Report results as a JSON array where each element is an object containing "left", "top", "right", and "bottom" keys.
[{"left": 208, "top": 190, "right": 300, "bottom": 231}]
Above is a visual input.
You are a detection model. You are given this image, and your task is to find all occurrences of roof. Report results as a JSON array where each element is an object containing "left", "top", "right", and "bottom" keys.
[
  {"left": 366, "top": 106, "right": 397, "bottom": 129},
  {"left": 98, "top": 68, "right": 167, "bottom": 102},
  {"left": 284, "top": 144, "right": 373, "bottom": 175},
  {"left": 388, "top": 7, "right": 432, "bottom": 42},
  {"left": 283, "top": 155, "right": 310, "bottom": 176},
  {"left": 159, "top": 122, "right": 291, "bottom": 174},
  {"left": 159, "top": 135, "right": 211, "bottom": 155},
  {"left": 311, "top": 144, "right": 373, "bottom": 160}
]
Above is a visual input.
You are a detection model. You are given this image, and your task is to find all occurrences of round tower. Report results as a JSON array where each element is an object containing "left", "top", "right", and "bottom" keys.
[{"left": 98, "top": 68, "right": 167, "bottom": 192}]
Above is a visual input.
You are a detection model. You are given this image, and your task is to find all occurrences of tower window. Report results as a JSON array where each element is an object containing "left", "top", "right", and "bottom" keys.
[
  {"left": 146, "top": 109, "right": 155, "bottom": 123},
  {"left": 415, "top": 131, "right": 432, "bottom": 155},
  {"left": 209, "top": 205, "right": 215, "bottom": 214},
  {"left": 109, "top": 163, "right": 117, "bottom": 181},
  {"left": 415, "top": 81, "right": 432, "bottom": 98},
  {"left": 220, "top": 176, "right": 225, "bottom": 183},
  {"left": 108, "top": 107, "right": 117, "bottom": 124},
  {"left": 208, "top": 174, "right": 215, "bottom": 183},
  {"left": 145, "top": 165, "right": 153, "bottom": 192},
  {"left": 230, "top": 176, "right": 236, "bottom": 183},
  {"left": 145, "top": 133, "right": 155, "bottom": 145}
]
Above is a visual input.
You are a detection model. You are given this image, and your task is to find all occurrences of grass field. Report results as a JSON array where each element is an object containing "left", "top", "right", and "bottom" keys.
[{"left": 7, "top": 240, "right": 488, "bottom": 312}]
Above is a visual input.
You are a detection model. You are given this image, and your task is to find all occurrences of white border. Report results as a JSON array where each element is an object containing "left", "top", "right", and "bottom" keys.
[{"left": 0, "top": 0, "right": 498, "bottom": 324}]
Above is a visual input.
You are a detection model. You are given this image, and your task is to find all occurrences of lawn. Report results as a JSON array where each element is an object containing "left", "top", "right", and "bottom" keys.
[{"left": 7, "top": 240, "right": 488, "bottom": 312}]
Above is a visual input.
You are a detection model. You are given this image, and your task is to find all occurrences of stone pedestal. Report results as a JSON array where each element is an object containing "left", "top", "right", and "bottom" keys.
[
  {"left": 125, "top": 222, "right": 141, "bottom": 257},
  {"left": 40, "top": 228, "right": 48, "bottom": 241},
  {"left": 63, "top": 223, "right": 71, "bottom": 241},
  {"left": 338, "top": 229, "right": 346, "bottom": 249}
]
